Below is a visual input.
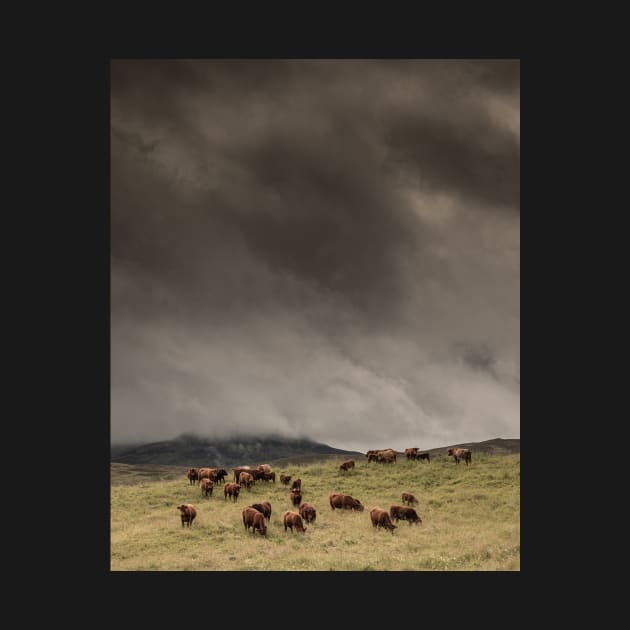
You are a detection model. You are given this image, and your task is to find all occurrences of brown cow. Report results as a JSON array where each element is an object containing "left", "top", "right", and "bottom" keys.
[
  {"left": 280, "top": 474, "right": 292, "bottom": 486},
  {"left": 377, "top": 453, "right": 396, "bottom": 464},
  {"left": 368, "top": 449, "right": 398, "bottom": 463},
  {"left": 283, "top": 511, "right": 307, "bottom": 533},
  {"left": 290, "top": 478, "right": 302, "bottom": 493},
  {"left": 401, "top": 492, "right": 419, "bottom": 506},
  {"left": 404, "top": 447, "right": 419, "bottom": 460},
  {"left": 233, "top": 466, "right": 251, "bottom": 483},
  {"left": 187, "top": 468, "right": 199, "bottom": 485},
  {"left": 339, "top": 460, "right": 355, "bottom": 472},
  {"left": 258, "top": 464, "right": 272, "bottom": 474},
  {"left": 370, "top": 507, "right": 397, "bottom": 533},
  {"left": 390, "top": 505, "right": 422, "bottom": 525},
  {"left": 239, "top": 471, "right": 254, "bottom": 489},
  {"left": 290, "top": 489, "right": 302, "bottom": 507},
  {"left": 242, "top": 507, "right": 267, "bottom": 536},
  {"left": 176, "top": 504, "right": 197, "bottom": 528},
  {"left": 299, "top": 502, "right": 317, "bottom": 524},
  {"left": 232, "top": 466, "right": 264, "bottom": 483},
  {"left": 224, "top": 482, "right": 241, "bottom": 502},
  {"left": 250, "top": 501, "right": 272, "bottom": 522},
  {"left": 380, "top": 449, "right": 397, "bottom": 462},
  {"left": 254, "top": 466, "right": 268, "bottom": 480},
  {"left": 199, "top": 478, "right": 214, "bottom": 497},
  {"left": 416, "top": 452, "right": 430, "bottom": 463},
  {"left": 329, "top": 493, "right": 364, "bottom": 512},
  {"left": 262, "top": 471, "right": 276, "bottom": 483},
  {"left": 197, "top": 467, "right": 216, "bottom": 484},
  {"left": 448, "top": 447, "right": 472, "bottom": 465}
]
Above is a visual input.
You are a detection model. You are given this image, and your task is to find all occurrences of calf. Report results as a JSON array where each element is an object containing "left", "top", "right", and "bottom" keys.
[
  {"left": 242, "top": 507, "right": 267, "bottom": 536},
  {"left": 401, "top": 492, "right": 419, "bottom": 506},
  {"left": 176, "top": 504, "right": 197, "bottom": 528},
  {"left": 280, "top": 474, "right": 292, "bottom": 486},
  {"left": 283, "top": 511, "right": 307, "bottom": 533},
  {"left": 224, "top": 482, "right": 241, "bottom": 502},
  {"left": 199, "top": 478, "right": 214, "bottom": 497},
  {"left": 187, "top": 468, "right": 199, "bottom": 485},
  {"left": 250, "top": 501, "right": 272, "bottom": 522},
  {"left": 448, "top": 447, "right": 472, "bottom": 465},
  {"left": 390, "top": 505, "right": 422, "bottom": 525},
  {"left": 290, "top": 489, "right": 302, "bottom": 507},
  {"left": 299, "top": 502, "right": 317, "bottom": 524},
  {"left": 370, "top": 507, "right": 397, "bottom": 533},
  {"left": 262, "top": 471, "right": 276, "bottom": 483},
  {"left": 339, "top": 460, "right": 355, "bottom": 472},
  {"left": 416, "top": 452, "right": 430, "bottom": 463},
  {"left": 329, "top": 493, "right": 364, "bottom": 511}
]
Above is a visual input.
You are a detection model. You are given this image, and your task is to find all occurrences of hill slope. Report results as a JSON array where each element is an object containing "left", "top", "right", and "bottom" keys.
[{"left": 111, "top": 434, "right": 363, "bottom": 467}]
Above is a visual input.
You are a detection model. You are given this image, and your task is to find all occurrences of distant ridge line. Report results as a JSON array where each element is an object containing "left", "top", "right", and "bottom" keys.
[{"left": 111, "top": 435, "right": 518, "bottom": 467}]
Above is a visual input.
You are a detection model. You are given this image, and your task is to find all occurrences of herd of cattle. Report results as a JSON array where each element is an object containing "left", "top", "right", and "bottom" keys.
[{"left": 175, "top": 446, "right": 472, "bottom": 536}]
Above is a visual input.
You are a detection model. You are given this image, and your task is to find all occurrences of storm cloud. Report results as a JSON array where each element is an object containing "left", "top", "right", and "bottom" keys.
[{"left": 111, "top": 59, "right": 519, "bottom": 452}]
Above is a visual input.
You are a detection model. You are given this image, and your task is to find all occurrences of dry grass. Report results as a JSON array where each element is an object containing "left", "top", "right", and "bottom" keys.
[{"left": 111, "top": 453, "right": 519, "bottom": 571}]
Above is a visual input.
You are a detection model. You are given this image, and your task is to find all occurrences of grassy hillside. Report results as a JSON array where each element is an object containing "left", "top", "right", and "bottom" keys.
[{"left": 111, "top": 453, "right": 520, "bottom": 571}]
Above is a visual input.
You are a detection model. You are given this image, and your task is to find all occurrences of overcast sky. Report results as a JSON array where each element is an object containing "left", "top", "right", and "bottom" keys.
[{"left": 111, "top": 59, "right": 519, "bottom": 452}]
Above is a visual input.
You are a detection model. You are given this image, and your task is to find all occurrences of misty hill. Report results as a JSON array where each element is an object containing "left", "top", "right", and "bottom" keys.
[
  {"left": 110, "top": 434, "right": 363, "bottom": 468},
  {"left": 111, "top": 435, "right": 518, "bottom": 468}
]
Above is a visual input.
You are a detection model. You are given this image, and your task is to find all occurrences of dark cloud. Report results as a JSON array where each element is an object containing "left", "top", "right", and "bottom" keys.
[
  {"left": 384, "top": 112, "right": 520, "bottom": 208},
  {"left": 111, "top": 59, "right": 519, "bottom": 451}
]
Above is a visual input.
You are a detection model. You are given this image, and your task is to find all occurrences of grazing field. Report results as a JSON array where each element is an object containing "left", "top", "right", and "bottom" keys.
[{"left": 110, "top": 453, "right": 520, "bottom": 571}]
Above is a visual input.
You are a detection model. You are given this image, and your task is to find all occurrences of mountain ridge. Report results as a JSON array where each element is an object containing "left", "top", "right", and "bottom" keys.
[
  {"left": 111, "top": 434, "right": 519, "bottom": 467},
  {"left": 111, "top": 434, "right": 363, "bottom": 467}
]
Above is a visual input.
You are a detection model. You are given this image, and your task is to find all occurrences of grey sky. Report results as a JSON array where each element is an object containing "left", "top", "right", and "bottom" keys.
[{"left": 111, "top": 59, "right": 519, "bottom": 452}]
